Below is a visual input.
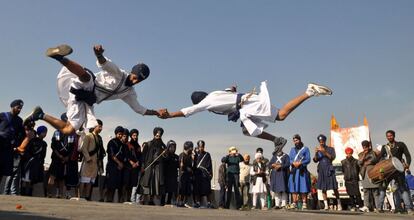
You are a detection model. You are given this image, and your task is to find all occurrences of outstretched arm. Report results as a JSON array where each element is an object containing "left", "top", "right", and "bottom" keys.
[
  {"left": 159, "top": 110, "right": 185, "bottom": 119},
  {"left": 144, "top": 109, "right": 161, "bottom": 116}
]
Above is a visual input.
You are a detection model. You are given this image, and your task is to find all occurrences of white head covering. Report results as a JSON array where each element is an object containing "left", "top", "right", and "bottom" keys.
[{"left": 255, "top": 152, "right": 263, "bottom": 160}]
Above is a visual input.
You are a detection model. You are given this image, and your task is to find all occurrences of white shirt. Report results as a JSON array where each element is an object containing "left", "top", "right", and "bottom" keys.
[
  {"left": 57, "top": 57, "right": 147, "bottom": 116},
  {"left": 94, "top": 58, "right": 147, "bottom": 115}
]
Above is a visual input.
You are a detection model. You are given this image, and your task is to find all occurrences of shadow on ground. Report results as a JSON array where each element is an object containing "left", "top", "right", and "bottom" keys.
[{"left": 0, "top": 210, "right": 67, "bottom": 220}]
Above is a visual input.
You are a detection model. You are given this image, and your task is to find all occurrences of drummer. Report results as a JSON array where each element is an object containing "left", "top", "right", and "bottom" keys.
[
  {"left": 377, "top": 130, "right": 413, "bottom": 215},
  {"left": 358, "top": 140, "right": 381, "bottom": 212}
]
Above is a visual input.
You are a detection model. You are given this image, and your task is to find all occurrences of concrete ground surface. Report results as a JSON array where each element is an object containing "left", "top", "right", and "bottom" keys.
[{"left": 0, "top": 195, "right": 412, "bottom": 220}]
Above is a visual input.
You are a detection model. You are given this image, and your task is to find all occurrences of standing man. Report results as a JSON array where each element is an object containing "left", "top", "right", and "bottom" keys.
[
  {"left": 269, "top": 147, "right": 290, "bottom": 209},
  {"left": 163, "top": 140, "right": 179, "bottom": 206},
  {"left": 341, "top": 147, "right": 362, "bottom": 211},
  {"left": 177, "top": 141, "right": 194, "bottom": 208},
  {"left": 378, "top": 130, "right": 413, "bottom": 215},
  {"left": 161, "top": 81, "right": 332, "bottom": 151},
  {"left": 1, "top": 100, "right": 26, "bottom": 195},
  {"left": 20, "top": 126, "right": 48, "bottom": 196},
  {"left": 223, "top": 146, "right": 244, "bottom": 209},
  {"left": 358, "top": 140, "right": 381, "bottom": 212},
  {"left": 218, "top": 157, "right": 227, "bottom": 209},
  {"left": 140, "top": 127, "right": 167, "bottom": 206},
  {"left": 193, "top": 140, "right": 213, "bottom": 208},
  {"left": 105, "top": 126, "right": 125, "bottom": 202},
  {"left": 48, "top": 113, "right": 76, "bottom": 198},
  {"left": 79, "top": 119, "right": 102, "bottom": 200},
  {"left": 95, "top": 123, "right": 106, "bottom": 202},
  {"left": 25, "top": 44, "right": 165, "bottom": 134},
  {"left": 128, "top": 129, "right": 142, "bottom": 204},
  {"left": 288, "top": 134, "right": 311, "bottom": 210},
  {"left": 313, "top": 134, "right": 341, "bottom": 211},
  {"left": 239, "top": 154, "right": 251, "bottom": 210}
]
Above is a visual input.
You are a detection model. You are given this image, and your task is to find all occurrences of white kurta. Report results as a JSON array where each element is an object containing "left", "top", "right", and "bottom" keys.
[
  {"left": 250, "top": 164, "right": 268, "bottom": 193},
  {"left": 180, "top": 81, "right": 278, "bottom": 136},
  {"left": 57, "top": 57, "right": 147, "bottom": 130}
]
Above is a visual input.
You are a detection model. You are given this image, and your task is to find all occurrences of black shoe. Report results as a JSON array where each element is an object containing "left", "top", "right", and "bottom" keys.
[
  {"left": 24, "top": 106, "right": 45, "bottom": 124},
  {"left": 274, "top": 137, "right": 287, "bottom": 152},
  {"left": 46, "top": 44, "right": 73, "bottom": 59}
]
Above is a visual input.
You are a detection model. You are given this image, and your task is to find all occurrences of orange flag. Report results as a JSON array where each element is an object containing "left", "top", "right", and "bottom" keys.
[{"left": 331, "top": 114, "right": 340, "bottom": 130}]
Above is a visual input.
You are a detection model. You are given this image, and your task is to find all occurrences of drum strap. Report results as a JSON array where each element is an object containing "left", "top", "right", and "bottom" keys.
[{"left": 385, "top": 144, "right": 393, "bottom": 159}]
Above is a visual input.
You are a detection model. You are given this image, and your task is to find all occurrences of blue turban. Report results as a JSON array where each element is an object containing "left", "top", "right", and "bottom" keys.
[
  {"left": 60, "top": 113, "right": 68, "bottom": 121},
  {"left": 10, "top": 99, "right": 24, "bottom": 108},
  {"left": 36, "top": 126, "right": 48, "bottom": 135},
  {"left": 131, "top": 63, "right": 150, "bottom": 81}
]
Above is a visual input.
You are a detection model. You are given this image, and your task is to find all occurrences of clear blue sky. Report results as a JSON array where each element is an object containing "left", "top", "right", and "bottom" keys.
[{"left": 1, "top": 0, "right": 413, "bottom": 172}]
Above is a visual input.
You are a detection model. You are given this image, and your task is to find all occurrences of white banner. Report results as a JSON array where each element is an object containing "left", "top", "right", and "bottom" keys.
[{"left": 331, "top": 125, "right": 370, "bottom": 163}]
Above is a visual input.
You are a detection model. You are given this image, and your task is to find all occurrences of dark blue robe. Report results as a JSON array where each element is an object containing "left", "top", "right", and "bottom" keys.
[{"left": 269, "top": 153, "right": 290, "bottom": 193}]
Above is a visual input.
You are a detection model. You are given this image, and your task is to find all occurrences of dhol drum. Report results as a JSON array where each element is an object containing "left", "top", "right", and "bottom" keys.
[{"left": 368, "top": 157, "right": 404, "bottom": 184}]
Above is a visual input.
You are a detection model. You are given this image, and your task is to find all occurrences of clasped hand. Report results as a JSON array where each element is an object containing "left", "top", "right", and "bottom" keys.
[{"left": 157, "top": 109, "right": 170, "bottom": 119}]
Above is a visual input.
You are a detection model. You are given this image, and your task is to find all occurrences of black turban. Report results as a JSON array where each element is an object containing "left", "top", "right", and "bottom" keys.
[
  {"left": 130, "top": 129, "right": 139, "bottom": 137},
  {"left": 131, "top": 63, "right": 150, "bottom": 81},
  {"left": 114, "top": 126, "right": 124, "bottom": 135},
  {"left": 123, "top": 128, "right": 129, "bottom": 136},
  {"left": 10, "top": 99, "right": 24, "bottom": 108},
  {"left": 191, "top": 91, "right": 208, "bottom": 104},
  {"left": 153, "top": 127, "right": 164, "bottom": 137},
  {"left": 197, "top": 140, "right": 205, "bottom": 147},
  {"left": 167, "top": 140, "right": 176, "bottom": 148},
  {"left": 317, "top": 134, "right": 327, "bottom": 142},
  {"left": 183, "top": 141, "right": 194, "bottom": 151}
]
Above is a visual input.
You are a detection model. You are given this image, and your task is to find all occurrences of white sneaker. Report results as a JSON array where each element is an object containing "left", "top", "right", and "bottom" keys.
[
  {"left": 337, "top": 204, "right": 342, "bottom": 211},
  {"left": 306, "top": 83, "right": 333, "bottom": 97},
  {"left": 359, "top": 206, "right": 369, "bottom": 212},
  {"left": 302, "top": 203, "right": 308, "bottom": 210}
]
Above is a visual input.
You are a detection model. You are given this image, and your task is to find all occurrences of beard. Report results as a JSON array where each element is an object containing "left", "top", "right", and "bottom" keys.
[
  {"left": 124, "top": 77, "right": 134, "bottom": 87},
  {"left": 295, "top": 142, "right": 303, "bottom": 149}
]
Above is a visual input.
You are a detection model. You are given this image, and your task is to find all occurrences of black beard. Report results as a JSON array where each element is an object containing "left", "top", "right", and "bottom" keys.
[
  {"left": 295, "top": 143, "right": 303, "bottom": 149},
  {"left": 125, "top": 77, "right": 134, "bottom": 87}
]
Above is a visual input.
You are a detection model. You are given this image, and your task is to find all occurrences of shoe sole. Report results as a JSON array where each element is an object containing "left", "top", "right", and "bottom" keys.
[
  {"left": 275, "top": 138, "right": 287, "bottom": 149},
  {"left": 23, "top": 106, "right": 43, "bottom": 123},
  {"left": 309, "top": 83, "right": 333, "bottom": 96},
  {"left": 46, "top": 44, "right": 73, "bottom": 57}
]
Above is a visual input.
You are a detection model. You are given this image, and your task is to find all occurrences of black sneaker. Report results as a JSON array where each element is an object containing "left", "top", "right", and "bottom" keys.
[
  {"left": 46, "top": 44, "right": 73, "bottom": 59},
  {"left": 24, "top": 106, "right": 45, "bottom": 124},
  {"left": 274, "top": 137, "right": 287, "bottom": 152}
]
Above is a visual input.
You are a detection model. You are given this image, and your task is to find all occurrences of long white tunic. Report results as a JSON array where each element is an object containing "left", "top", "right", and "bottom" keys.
[
  {"left": 57, "top": 57, "right": 147, "bottom": 130},
  {"left": 250, "top": 163, "right": 268, "bottom": 193},
  {"left": 180, "top": 81, "right": 278, "bottom": 136}
]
